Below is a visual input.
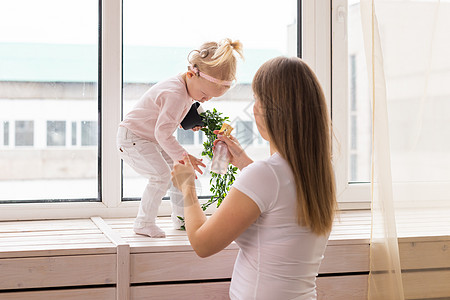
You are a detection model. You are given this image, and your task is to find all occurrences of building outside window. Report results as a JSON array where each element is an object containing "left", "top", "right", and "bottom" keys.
[{"left": 81, "top": 121, "right": 98, "bottom": 146}]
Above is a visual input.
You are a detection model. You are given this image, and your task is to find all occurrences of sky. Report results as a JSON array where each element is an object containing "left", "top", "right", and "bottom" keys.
[
  {"left": 1, "top": 0, "right": 447, "bottom": 50},
  {"left": 0, "top": 0, "right": 297, "bottom": 53}
]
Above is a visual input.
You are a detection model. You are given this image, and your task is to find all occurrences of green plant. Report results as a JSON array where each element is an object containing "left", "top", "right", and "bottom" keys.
[
  {"left": 199, "top": 109, "right": 238, "bottom": 210},
  {"left": 177, "top": 109, "right": 238, "bottom": 230}
]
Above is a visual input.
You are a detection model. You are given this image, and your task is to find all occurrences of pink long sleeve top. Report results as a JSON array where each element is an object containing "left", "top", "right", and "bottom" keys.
[{"left": 119, "top": 75, "right": 194, "bottom": 162}]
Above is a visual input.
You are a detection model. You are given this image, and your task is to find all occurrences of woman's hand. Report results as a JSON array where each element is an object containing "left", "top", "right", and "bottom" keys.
[
  {"left": 213, "top": 130, "right": 253, "bottom": 170},
  {"left": 172, "top": 154, "right": 196, "bottom": 192}
]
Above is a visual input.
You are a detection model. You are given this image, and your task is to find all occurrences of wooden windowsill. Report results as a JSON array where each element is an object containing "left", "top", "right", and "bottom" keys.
[
  {"left": 0, "top": 210, "right": 370, "bottom": 258},
  {"left": 0, "top": 209, "right": 448, "bottom": 300}
]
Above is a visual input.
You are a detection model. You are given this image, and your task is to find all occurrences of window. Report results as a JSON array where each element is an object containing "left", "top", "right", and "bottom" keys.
[
  {"left": 340, "top": 0, "right": 450, "bottom": 209},
  {"left": 71, "top": 122, "right": 77, "bottom": 146},
  {"left": 2, "top": 1, "right": 369, "bottom": 218},
  {"left": 0, "top": 0, "right": 99, "bottom": 205},
  {"left": 3, "top": 121, "right": 9, "bottom": 146},
  {"left": 235, "top": 121, "right": 254, "bottom": 146},
  {"left": 122, "top": 0, "right": 298, "bottom": 202},
  {"left": 177, "top": 129, "right": 194, "bottom": 145},
  {"left": 198, "top": 130, "right": 205, "bottom": 145},
  {"left": 346, "top": 6, "right": 371, "bottom": 183},
  {"left": 47, "top": 121, "right": 66, "bottom": 147},
  {"left": 15, "top": 121, "right": 34, "bottom": 146},
  {"left": 325, "top": 0, "right": 372, "bottom": 206},
  {"left": 81, "top": 121, "right": 98, "bottom": 146}
]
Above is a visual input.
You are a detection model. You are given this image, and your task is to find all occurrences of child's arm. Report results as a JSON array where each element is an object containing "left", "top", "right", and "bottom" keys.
[{"left": 153, "top": 93, "right": 195, "bottom": 164}]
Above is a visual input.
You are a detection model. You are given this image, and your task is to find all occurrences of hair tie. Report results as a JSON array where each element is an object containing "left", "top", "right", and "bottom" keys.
[
  {"left": 200, "top": 49, "right": 209, "bottom": 58},
  {"left": 189, "top": 64, "right": 234, "bottom": 87}
]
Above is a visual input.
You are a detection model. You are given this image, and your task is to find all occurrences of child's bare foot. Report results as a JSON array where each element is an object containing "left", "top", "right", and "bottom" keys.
[{"left": 134, "top": 224, "right": 166, "bottom": 238}]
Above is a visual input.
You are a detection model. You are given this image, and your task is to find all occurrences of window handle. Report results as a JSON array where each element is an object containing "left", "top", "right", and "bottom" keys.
[{"left": 337, "top": 5, "right": 347, "bottom": 41}]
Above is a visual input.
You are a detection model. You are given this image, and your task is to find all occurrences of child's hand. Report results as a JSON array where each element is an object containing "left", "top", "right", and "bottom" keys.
[
  {"left": 178, "top": 153, "right": 206, "bottom": 175},
  {"left": 191, "top": 126, "right": 203, "bottom": 132},
  {"left": 172, "top": 154, "right": 196, "bottom": 191}
]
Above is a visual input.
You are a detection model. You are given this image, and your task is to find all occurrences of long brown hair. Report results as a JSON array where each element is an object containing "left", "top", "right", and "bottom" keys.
[{"left": 252, "top": 56, "right": 337, "bottom": 235}]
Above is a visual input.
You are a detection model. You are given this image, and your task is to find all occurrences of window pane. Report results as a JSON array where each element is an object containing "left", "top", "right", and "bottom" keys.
[
  {"left": 47, "top": 121, "right": 66, "bottom": 147},
  {"left": 348, "top": 1, "right": 450, "bottom": 184},
  {"left": 81, "top": 121, "right": 98, "bottom": 146},
  {"left": 0, "top": 0, "right": 99, "bottom": 202},
  {"left": 71, "top": 121, "right": 77, "bottom": 146},
  {"left": 177, "top": 129, "right": 194, "bottom": 145},
  {"left": 122, "top": 0, "right": 297, "bottom": 199},
  {"left": 15, "top": 121, "right": 34, "bottom": 146},
  {"left": 235, "top": 121, "right": 254, "bottom": 146},
  {"left": 3, "top": 121, "right": 9, "bottom": 146},
  {"left": 348, "top": 1, "right": 372, "bottom": 182}
]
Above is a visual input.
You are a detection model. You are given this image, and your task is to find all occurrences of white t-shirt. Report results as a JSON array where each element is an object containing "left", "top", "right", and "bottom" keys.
[
  {"left": 230, "top": 153, "right": 329, "bottom": 300},
  {"left": 120, "top": 74, "right": 194, "bottom": 162}
]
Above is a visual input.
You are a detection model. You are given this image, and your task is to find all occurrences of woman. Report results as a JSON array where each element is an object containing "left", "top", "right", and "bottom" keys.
[{"left": 171, "top": 56, "right": 337, "bottom": 300}]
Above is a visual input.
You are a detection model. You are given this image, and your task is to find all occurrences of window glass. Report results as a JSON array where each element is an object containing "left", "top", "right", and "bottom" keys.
[
  {"left": 15, "top": 121, "right": 34, "bottom": 146},
  {"left": 0, "top": 0, "right": 99, "bottom": 202},
  {"left": 47, "top": 121, "right": 66, "bottom": 146},
  {"left": 347, "top": 1, "right": 450, "bottom": 184},
  {"left": 81, "top": 121, "right": 98, "bottom": 146},
  {"left": 235, "top": 121, "right": 254, "bottom": 146},
  {"left": 122, "top": 0, "right": 297, "bottom": 199},
  {"left": 348, "top": 1, "right": 372, "bottom": 182},
  {"left": 3, "top": 121, "right": 9, "bottom": 146},
  {"left": 71, "top": 121, "right": 77, "bottom": 146},
  {"left": 177, "top": 129, "right": 195, "bottom": 145}
]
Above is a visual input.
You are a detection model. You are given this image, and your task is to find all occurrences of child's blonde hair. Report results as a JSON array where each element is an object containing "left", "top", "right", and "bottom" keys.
[{"left": 188, "top": 39, "right": 244, "bottom": 83}]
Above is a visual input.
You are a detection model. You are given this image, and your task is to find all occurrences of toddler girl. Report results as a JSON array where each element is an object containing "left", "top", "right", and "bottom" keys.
[{"left": 117, "top": 39, "right": 243, "bottom": 238}]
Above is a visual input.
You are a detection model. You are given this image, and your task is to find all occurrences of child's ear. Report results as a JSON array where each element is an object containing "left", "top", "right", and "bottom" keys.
[{"left": 186, "top": 71, "right": 195, "bottom": 79}]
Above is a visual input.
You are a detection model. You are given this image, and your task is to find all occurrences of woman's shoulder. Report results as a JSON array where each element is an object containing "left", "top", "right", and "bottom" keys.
[
  {"left": 238, "top": 153, "right": 292, "bottom": 187},
  {"left": 233, "top": 154, "right": 292, "bottom": 213},
  {"left": 241, "top": 158, "right": 274, "bottom": 176}
]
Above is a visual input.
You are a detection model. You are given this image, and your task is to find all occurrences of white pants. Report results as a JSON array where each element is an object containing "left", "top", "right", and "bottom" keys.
[{"left": 116, "top": 126, "right": 184, "bottom": 228}]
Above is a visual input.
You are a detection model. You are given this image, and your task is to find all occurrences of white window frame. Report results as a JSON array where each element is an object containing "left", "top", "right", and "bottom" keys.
[
  {"left": 0, "top": 0, "right": 369, "bottom": 221},
  {"left": 1, "top": 0, "right": 140, "bottom": 220},
  {"left": 328, "top": 0, "right": 447, "bottom": 211},
  {"left": 332, "top": 0, "right": 371, "bottom": 208},
  {"left": 303, "top": 0, "right": 370, "bottom": 209}
]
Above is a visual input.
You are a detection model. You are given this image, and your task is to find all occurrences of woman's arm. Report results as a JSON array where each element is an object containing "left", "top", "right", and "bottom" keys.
[{"left": 172, "top": 154, "right": 260, "bottom": 258}]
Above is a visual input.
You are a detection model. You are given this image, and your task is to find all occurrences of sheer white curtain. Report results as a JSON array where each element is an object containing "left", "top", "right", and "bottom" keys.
[{"left": 360, "top": 0, "right": 450, "bottom": 299}]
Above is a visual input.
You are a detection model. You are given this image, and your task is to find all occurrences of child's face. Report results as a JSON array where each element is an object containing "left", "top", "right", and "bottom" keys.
[{"left": 186, "top": 72, "right": 229, "bottom": 103}]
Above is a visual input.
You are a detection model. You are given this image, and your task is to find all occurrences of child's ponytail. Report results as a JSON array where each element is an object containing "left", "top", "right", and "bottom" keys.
[
  {"left": 188, "top": 39, "right": 244, "bottom": 83},
  {"left": 210, "top": 38, "right": 244, "bottom": 68}
]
